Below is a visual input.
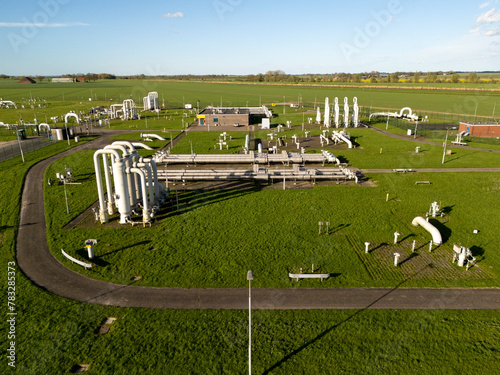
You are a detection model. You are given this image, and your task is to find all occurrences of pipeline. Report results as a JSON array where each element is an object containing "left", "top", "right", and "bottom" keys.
[
  {"left": 412, "top": 216, "right": 442, "bottom": 245},
  {"left": 140, "top": 133, "right": 166, "bottom": 141}
]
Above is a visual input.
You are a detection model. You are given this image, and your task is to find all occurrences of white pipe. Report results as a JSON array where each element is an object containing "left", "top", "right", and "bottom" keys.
[
  {"left": 324, "top": 97, "right": 330, "bottom": 127},
  {"left": 102, "top": 153, "right": 115, "bottom": 215},
  {"left": 140, "top": 133, "right": 166, "bottom": 141},
  {"left": 343, "top": 97, "right": 350, "bottom": 127},
  {"left": 64, "top": 112, "right": 80, "bottom": 124},
  {"left": 93, "top": 149, "right": 121, "bottom": 223},
  {"left": 38, "top": 123, "right": 51, "bottom": 132},
  {"left": 112, "top": 160, "right": 131, "bottom": 224},
  {"left": 135, "top": 162, "right": 154, "bottom": 207},
  {"left": 105, "top": 145, "right": 136, "bottom": 208},
  {"left": 141, "top": 158, "right": 160, "bottom": 204},
  {"left": 412, "top": 216, "right": 442, "bottom": 245},
  {"left": 112, "top": 141, "right": 141, "bottom": 201},
  {"left": 132, "top": 142, "right": 153, "bottom": 150},
  {"left": 334, "top": 97, "right": 340, "bottom": 128},
  {"left": 332, "top": 131, "right": 353, "bottom": 149},
  {"left": 129, "top": 167, "right": 150, "bottom": 224}
]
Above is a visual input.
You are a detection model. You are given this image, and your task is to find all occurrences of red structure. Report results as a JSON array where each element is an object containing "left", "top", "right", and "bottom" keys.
[
  {"left": 459, "top": 122, "right": 500, "bottom": 138},
  {"left": 18, "top": 77, "right": 36, "bottom": 84}
]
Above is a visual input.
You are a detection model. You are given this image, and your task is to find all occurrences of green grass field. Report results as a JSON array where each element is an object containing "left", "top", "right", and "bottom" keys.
[
  {"left": 39, "top": 128, "right": 499, "bottom": 290},
  {"left": 1, "top": 78, "right": 499, "bottom": 118},
  {"left": 1, "top": 80, "right": 499, "bottom": 374}
]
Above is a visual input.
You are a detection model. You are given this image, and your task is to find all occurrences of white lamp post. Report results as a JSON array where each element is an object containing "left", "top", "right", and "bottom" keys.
[{"left": 247, "top": 270, "right": 253, "bottom": 375}]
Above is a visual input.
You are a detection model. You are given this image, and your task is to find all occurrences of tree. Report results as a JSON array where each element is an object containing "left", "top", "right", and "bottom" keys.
[
  {"left": 36, "top": 76, "right": 45, "bottom": 82},
  {"left": 390, "top": 73, "right": 399, "bottom": 83},
  {"left": 370, "top": 76, "right": 377, "bottom": 83},
  {"left": 413, "top": 72, "right": 421, "bottom": 83},
  {"left": 467, "top": 72, "right": 479, "bottom": 83},
  {"left": 451, "top": 73, "right": 460, "bottom": 83}
]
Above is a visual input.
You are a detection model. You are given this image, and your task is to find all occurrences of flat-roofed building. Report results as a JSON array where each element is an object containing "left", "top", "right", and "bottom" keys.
[
  {"left": 197, "top": 106, "right": 272, "bottom": 127},
  {"left": 459, "top": 122, "right": 500, "bottom": 138}
]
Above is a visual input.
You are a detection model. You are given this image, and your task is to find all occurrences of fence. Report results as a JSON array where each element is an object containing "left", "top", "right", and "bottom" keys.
[{"left": 0, "top": 137, "right": 55, "bottom": 163}]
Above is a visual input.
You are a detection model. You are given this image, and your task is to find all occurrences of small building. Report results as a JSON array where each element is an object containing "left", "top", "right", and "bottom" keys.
[
  {"left": 459, "top": 122, "right": 500, "bottom": 138},
  {"left": 197, "top": 106, "right": 272, "bottom": 127},
  {"left": 76, "top": 77, "right": 86, "bottom": 83},
  {"left": 18, "top": 77, "right": 36, "bottom": 84},
  {"left": 52, "top": 77, "right": 75, "bottom": 83}
]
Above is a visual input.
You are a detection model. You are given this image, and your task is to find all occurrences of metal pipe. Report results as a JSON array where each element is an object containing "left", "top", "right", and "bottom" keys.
[
  {"left": 93, "top": 149, "right": 121, "bottom": 223},
  {"left": 128, "top": 167, "right": 150, "bottom": 225},
  {"left": 141, "top": 158, "right": 160, "bottom": 204},
  {"left": 412, "top": 216, "right": 442, "bottom": 245},
  {"left": 112, "top": 160, "right": 131, "bottom": 224},
  {"left": 135, "top": 162, "right": 154, "bottom": 207},
  {"left": 132, "top": 142, "right": 153, "bottom": 150},
  {"left": 140, "top": 133, "right": 166, "bottom": 141},
  {"left": 105, "top": 145, "right": 136, "bottom": 208},
  {"left": 102, "top": 153, "right": 115, "bottom": 214}
]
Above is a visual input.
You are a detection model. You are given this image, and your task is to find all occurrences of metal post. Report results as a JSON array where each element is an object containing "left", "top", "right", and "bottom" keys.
[
  {"left": 16, "top": 134, "right": 25, "bottom": 163},
  {"left": 247, "top": 270, "right": 253, "bottom": 375},
  {"left": 63, "top": 179, "right": 69, "bottom": 214},
  {"left": 64, "top": 122, "right": 70, "bottom": 146},
  {"left": 442, "top": 128, "right": 449, "bottom": 164}
]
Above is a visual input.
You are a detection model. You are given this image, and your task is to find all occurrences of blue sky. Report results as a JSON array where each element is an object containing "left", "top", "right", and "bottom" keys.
[{"left": 1, "top": 0, "right": 499, "bottom": 75}]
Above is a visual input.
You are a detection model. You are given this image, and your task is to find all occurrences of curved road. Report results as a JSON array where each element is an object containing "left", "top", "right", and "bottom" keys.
[{"left": 16, "top": 133, "right": 500, "bottom": 310}]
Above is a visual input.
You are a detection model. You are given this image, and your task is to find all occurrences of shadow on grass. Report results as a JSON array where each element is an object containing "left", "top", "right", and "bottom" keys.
[
  {"left": 98, "top": 240, "right": 152, "bottom": 258},
  {"left": 161, "top": 183, "right": 258, "bottom": 219},
  {"left": 371, "top": 242, "right": 388, "bottom": 252},
  {"left": 263, "top": 264, "right": 432, "bottom": 374},
  {"left": 441, "top": 205, "right": 454, "bottom": 215},
  {"left": 329, "top": 223, "right": 350, "bottom": 235},
  {"left": 429, "top": 219, "right": 452, "bottom": 244},
  {"left": 399, "top": 233, "right": 416, "bottom": 243},
  {"left": 75, "top": 248, "right": 111, "bottom": 267},
  {"left": 470, "top": 246, "right": 485, "bottom": 263},
  {"left": 399, "top": 252, "right": 418, "bottom": 266}
]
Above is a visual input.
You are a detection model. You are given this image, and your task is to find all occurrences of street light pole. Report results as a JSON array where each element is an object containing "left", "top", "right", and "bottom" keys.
[
  {"left": 247, "top": 270, "right": 253, "bottom": 375},
  {"left": 442, "top": 128, "right": 452, "bottom": 164}
]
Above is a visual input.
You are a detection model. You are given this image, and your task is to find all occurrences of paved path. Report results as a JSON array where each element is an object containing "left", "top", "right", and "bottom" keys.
[{"left": 16, "top": 133, "right": 500, "bottom": 310}]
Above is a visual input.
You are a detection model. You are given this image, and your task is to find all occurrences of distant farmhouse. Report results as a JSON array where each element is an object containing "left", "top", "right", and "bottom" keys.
[
  {"left": 18, "top": 77, "right": 36, "bottom": 84},
  {"left": 51, "top": 77, "right": 86, "bottom": 83},
  {"left": 52, "top": 77, "right": 75, "bottom": 83},
  {"left": 459, "top": 122, "right": 500, "bottom": 138}
]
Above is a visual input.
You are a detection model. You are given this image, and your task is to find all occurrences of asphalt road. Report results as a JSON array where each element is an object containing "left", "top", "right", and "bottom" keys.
[{"left": 16, "top": 132, "right": 500, "bottom": 310}]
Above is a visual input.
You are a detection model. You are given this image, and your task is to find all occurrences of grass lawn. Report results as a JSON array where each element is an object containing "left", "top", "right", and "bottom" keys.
[{"left": 43, "top": 129, "right": 500, "bottom": 289}]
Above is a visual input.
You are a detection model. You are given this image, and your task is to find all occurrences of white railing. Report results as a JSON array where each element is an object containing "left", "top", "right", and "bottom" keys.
[
  {"left": 289, "top": 273, "right": 330, "bottom": 282},
  {"left": 61, "top": 249, "right": 92, "bottom": 269}
]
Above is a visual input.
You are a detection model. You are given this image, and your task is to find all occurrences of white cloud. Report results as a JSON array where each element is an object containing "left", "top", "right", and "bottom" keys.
[
  {"left": 484, "top": 26, "right": 500, "bottom": 36},
  {"left": 162, "top": 12, "right": 185, "bottom": 19},
  {"left": 470, "top": 27, "right": 480, "bottom": 33},
  {"left": 0, "top": 22, "right": 89, "bottom": 27},
  {"left": 477, "top": 8, "right": 500, "bottom": 23},
  {"left": 480, "top": 2, "right": 490, "bottom": 9}
]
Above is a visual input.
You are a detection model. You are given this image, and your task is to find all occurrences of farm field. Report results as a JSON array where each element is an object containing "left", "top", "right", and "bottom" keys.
[
  {"left": 1, "top": 79, "right": 499, "bottom": 118},
  {"left": 1, "top": 80, "right": 499, "bottom": 374}
]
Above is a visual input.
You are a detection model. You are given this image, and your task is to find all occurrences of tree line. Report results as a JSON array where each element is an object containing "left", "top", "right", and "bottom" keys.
[{"left": 0, "top": 71, "right": 497, "bottom": 84}]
